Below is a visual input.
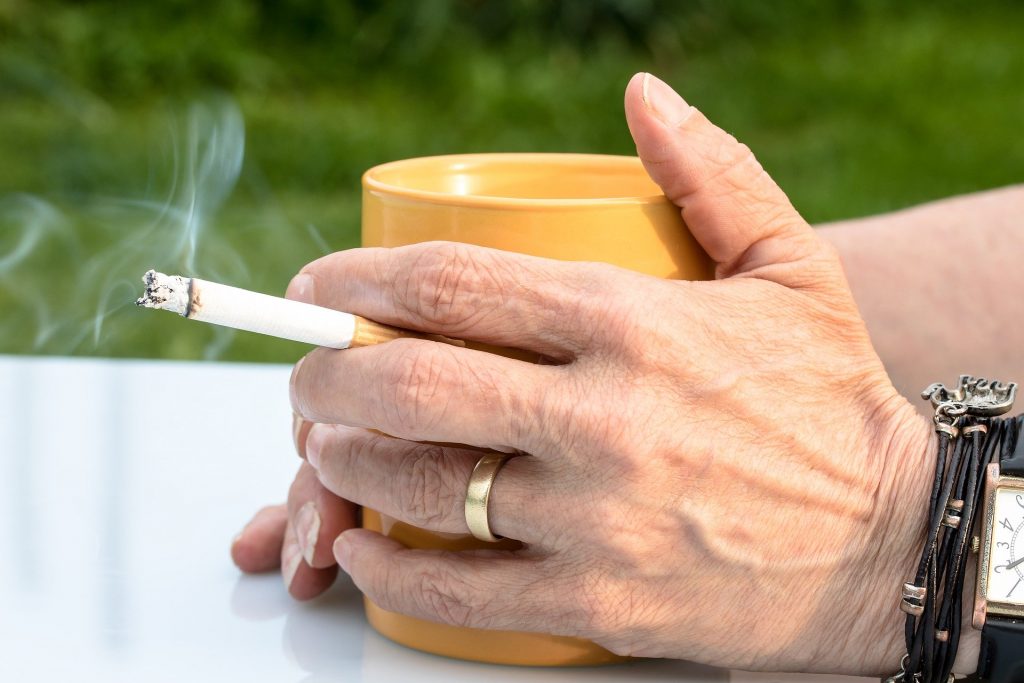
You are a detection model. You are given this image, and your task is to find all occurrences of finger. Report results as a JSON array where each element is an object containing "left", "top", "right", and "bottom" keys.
[
  {"left": 291, "top": 338, "right": 560, "bottom": 453},
  {"left": 306, "top": 424, "right": 546, "bottom": 544},
  {"left": 286, "top": 241, "right": 617, "bottom": 359},
  {"left": 334, "top": 528, "right": 578, "bottom": 634},
  {"left": 625, "top": 72, "right": 833, "bottom": 288},
  {"left": 282, "top": 518, "right": 338, "bottom": 601},
  {"left": 288, "top": 462, "right": 359, "bottom": 569},
  {"left": 232, "top": 504, "right": 288, "bottom": 573}
]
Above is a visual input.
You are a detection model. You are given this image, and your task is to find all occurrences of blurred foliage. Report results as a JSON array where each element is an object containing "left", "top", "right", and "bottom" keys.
[{"left": 0, "top": 0, "right": 1022, "bottom": 361}]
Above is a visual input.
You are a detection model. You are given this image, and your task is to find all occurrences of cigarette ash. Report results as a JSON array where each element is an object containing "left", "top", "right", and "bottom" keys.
[{"left": 135, "top": 269, "right": 191, "bottom": 315}]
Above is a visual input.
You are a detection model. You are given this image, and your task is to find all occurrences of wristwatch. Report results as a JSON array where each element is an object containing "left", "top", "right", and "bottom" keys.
[{"left": 973, "top": 421, "right": 1024, "bottom": 682}]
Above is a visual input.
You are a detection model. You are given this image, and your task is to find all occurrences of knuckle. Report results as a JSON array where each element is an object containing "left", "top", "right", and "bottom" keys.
[
  {"left": 533, "top": 371, "right": 632, "bottom": 457},
  {"left": 379, "top": 341, "right": 451, "bottom": 430},
  {"left": 399, "top": 243, "right": 498, "bottom": 329},
  {"left": 414, "top": 565, "right": 479, "bottom": 628},
  {"left": 396, "top": 445, "right": 459, "bottom": 529},
  {"left": 556, "top": 261, "right": 640, "bottom": 352},
  {"left": 695, "top": 138, "right": 769, "bottom": 206},
  {"left": 713, "top": 138, "right": 760, "bottom": 181},
  {"left": 596, "top": 298, "right": 645, "bottom": 353}
]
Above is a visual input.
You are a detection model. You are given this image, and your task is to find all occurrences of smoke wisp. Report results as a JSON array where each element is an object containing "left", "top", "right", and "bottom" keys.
[{"left": 0, "top": 96, "right": 334, "bottom": 360}]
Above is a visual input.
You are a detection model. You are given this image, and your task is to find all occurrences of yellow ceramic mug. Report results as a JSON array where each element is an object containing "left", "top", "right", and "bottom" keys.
[{"left": 360, "top": 153, "right": 713, "bottom": 666}]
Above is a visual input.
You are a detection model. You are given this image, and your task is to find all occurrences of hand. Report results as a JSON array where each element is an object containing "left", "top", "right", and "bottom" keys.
[
  {"left": 231, "top": 414, "right": 354, "bottom": 600},
  {"left": 1003, "top": 555, "right": 1024, "bottom": 572},
  {"left": 243, "top": 73, "right": 941, "bottom": 675}
]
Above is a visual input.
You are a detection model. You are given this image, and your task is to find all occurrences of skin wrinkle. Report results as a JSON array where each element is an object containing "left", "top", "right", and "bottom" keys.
[
  {"left": 401, "top": 444, "right": 457, "bottom": 530},
  {"left": 671, "top": 140, "right": 767, "bottom": 216},
  {"left": 723, "top": 229, "right": 820, "bottom": 285},
  {"left": 345, "top": 434, "right": 394, "bottom": 511},
  {"left": 403, "top": 245, "right": 480, "bottom": 330},
  {"left": 641, "top": 112, "right": 751, "bottom": 194},
  {"left": 418, "top": 564, "right": 478, "bottom": 628},
  {"left": 390, "top": 243, "right": 603, "bottom": 359},
  {"left": 383, "top": 342, "right": 448, "bottom": 436},
  {"left": 394, "top": 246, "right": 490, "bottom": 336}
]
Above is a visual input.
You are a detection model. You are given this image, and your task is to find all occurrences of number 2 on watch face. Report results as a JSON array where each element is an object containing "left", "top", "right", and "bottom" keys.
[{"left": 987, "top": 487, "right": 1024, "bottom": 604}]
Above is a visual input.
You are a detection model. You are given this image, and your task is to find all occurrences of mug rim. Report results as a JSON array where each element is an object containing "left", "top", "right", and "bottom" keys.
[{"left": 362, "top": 153, "right": 668, "bottom": 208}]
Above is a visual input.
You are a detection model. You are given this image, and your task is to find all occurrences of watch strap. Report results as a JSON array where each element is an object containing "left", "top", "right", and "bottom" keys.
[
  {"left": 977, "top": 417, "right": 1024, "bottom": 681},
  {"left": 1001, "top": 416, "right": 1024, "bottom": 476},
  {"left": 978, "top": 618, "right": 1024, "bottom": 683}
]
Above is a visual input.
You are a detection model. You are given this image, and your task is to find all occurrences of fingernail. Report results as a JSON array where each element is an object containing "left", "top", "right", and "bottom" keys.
[
  {"left": 305, "top": 423, "right": 325, "bottom": 470},
  {"left": 292, "top": 413, "right": 309, "bottom": 459},
  {"left": 289, "top": 356, "right": 305, "bottom": 414},
  {"left": 286, "top": 273, "right": 314, "bottom": 303},
  {"left": 282, "top": 540, "right": 303, "bottom": 591},
  {"left": 295, "top": 501, "right": 321, "bottom": 566},
  {"left": 334, "top": 534, "right": 352, "bottom": 574},
  {"left": 642, "top": 73, "right": 692, "bottom": 126}
]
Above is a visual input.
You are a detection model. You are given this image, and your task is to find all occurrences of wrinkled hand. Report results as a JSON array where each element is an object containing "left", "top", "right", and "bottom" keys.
[{"left": 232, "top": 73, "right": 939, "bottom": 675}]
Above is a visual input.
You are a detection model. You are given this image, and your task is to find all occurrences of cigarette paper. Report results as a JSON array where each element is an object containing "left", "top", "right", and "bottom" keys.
[{"left": 135, "top": 270, "right": 458, "bottom": 349}]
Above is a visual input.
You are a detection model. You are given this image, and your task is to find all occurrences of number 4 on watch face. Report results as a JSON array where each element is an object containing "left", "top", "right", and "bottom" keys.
[{"left": 986, "top": 489, "right": 1024, "bottom": 604}]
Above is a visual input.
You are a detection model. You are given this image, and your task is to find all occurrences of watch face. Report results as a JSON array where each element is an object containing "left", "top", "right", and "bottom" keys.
[{"left": 985, "top": 485, "right": 1024, "bottom": 606}]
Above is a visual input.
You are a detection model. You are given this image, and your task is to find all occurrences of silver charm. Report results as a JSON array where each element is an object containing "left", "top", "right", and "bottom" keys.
[{"left": 921, "top": 375, "right": 1017, "bottom": 425}]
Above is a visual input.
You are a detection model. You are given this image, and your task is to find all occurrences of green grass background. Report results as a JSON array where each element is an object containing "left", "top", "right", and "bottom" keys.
[{"left": 1, "top": 0, "right": 1022, "bottom": 362}]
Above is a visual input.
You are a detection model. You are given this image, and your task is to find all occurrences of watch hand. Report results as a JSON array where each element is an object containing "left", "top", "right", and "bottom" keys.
[{"left": 1004, "top": 556, "right": 1024, "bottom": 571}]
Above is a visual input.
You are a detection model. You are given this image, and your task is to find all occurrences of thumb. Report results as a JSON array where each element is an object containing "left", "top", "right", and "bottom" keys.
[{"left": 625, "top": 72, "right": 827, "bottom": 287}]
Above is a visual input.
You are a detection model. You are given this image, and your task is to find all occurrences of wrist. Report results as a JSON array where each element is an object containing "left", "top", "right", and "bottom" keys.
[
  {"left": 792, "top": 392, "right": 935, "bottom": 677},
  {"left": 860, "top": 400, "right": 981, "bottom": 679},
  {"left": 858, "top": 400, "right": 935, "bottom": 676}
]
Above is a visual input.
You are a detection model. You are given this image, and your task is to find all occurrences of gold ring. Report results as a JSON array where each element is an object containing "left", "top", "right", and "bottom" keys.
[{"left": 465, "top": 453, "right": 512, "bottom": 542}]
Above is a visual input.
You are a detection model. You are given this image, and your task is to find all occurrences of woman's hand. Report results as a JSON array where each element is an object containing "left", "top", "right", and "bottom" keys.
[{"left": 234, "top": 73, "right": 940, "bottom": 676}]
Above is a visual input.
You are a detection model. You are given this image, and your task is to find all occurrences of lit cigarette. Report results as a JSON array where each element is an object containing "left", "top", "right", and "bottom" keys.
[{"left": 135, "top": 269, "right": 457, "bottom": 349}]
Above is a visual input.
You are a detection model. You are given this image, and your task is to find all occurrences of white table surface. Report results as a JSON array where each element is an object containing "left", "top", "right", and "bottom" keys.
[{"left": 0, "top": 355, "right": 870, "bottom": 682}]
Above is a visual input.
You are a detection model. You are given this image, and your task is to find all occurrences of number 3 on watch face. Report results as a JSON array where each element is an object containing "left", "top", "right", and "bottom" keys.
[{"left": 986, "top": 489, "right": 1024, "bottom": 604}]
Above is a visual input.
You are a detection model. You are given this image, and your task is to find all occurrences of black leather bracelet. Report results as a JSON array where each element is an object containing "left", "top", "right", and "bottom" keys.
[
  {"left": 887, "top": 378, "right": 1019, "bottom": 683},
  {"left": 902, "top": 418, "right": 996, "bottom": 682}
]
